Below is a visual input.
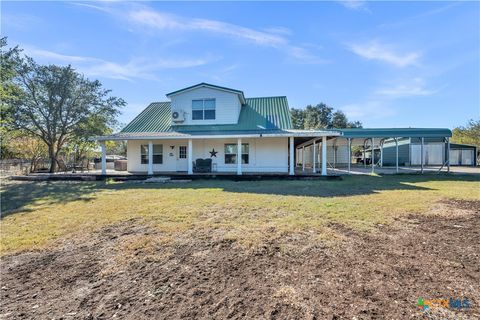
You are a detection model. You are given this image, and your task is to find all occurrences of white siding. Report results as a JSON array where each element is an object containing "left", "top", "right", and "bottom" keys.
[
  {"left": 170, "top": 87, "right": 241, "bottom": 125},
  {"left": 126, "top": 137, "right": 288, "bottom": 173}
]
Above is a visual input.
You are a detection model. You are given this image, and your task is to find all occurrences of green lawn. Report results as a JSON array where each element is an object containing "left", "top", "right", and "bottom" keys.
[{"left": 1, "top": 174, "right": 479, "bottom": 254}]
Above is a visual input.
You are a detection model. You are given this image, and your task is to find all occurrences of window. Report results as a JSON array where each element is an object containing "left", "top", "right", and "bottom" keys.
[
  {"left": 179, "top": 146, "right": 187, "bottom": 159},
  {"left": 224, "top": 143, "right": 249, "bottom": 164},
  {"left": 141, "top": 144, "right": 163, "bottom": 164},
  {"left": 192, "top": 99, "right": 216, "bottom": 120}
]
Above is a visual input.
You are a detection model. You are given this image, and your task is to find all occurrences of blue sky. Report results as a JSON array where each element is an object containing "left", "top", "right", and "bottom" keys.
[{"left": 2, "top": 1, "right": 479, "bottom": 129}]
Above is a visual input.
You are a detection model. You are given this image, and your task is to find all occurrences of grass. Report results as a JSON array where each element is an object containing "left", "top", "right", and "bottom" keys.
[{"left": 1, "top": 174, "right": 479, "bottom": 254}]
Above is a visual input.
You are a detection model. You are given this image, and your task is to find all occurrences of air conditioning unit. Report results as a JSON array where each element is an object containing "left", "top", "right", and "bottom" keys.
[{"left": 172, "top": 110, "right": 185, "bottom": 122}]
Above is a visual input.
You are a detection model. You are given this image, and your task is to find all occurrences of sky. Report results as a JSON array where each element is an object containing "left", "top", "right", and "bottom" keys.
[{"left": 1, "top": 1, "right": 479, "bottom": 129}]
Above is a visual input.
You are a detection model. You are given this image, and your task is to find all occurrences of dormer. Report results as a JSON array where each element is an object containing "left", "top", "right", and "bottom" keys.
[{"left": 166, "top": 83, "right": 246, "bottom": 126}]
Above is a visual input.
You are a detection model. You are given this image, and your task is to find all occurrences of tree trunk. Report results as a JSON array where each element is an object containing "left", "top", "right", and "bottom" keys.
[{"left": 48, "top": 145, "right": 57, "bottom": 173}]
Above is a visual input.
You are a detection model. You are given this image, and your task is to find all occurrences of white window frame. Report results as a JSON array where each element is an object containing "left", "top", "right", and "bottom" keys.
[
  {"left": 224, "top": 143, "right": 249, "bottom": 164},
  {"left": 192, "top": 98, "right": 216, "bottom": 120},
  {"left": 141, "top": 144, "right": 163, "bottom": 164}
]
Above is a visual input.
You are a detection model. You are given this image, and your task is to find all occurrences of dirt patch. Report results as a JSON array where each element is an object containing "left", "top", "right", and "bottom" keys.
[{"left": 1, "top": 202, "right": 479, "bottom": 319}]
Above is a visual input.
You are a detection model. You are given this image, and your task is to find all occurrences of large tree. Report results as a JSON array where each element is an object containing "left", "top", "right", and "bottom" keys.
[
  {"left": 451, "top": 119, "right": 480, "bottom": 161},
  {"left": 0, "top": 37, "right": 23, "bottom": 158},
  {"left": 291, "top": 102, "right": 362, "bottom": 129},
  {"left": 8, "top": 54, "right": 125, "bottom": 172}
]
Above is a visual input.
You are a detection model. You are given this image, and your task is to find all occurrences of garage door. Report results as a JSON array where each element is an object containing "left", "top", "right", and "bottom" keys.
[
  {"left": 449, "top": 149, "right": 474, "bottom": 166},
  {"left": 449, "top": 150, "right": 461, "bottom": 165},
  {"left": 411, "top": 143, "right": 444, "bottom": 165},
  {"left": 461, "top": 150, "right": 474, "bottom": 165}
]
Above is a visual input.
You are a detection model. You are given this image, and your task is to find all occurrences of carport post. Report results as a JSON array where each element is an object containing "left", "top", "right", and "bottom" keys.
[
  {"left": 321, "top": 136, "right": 327, "bottom": 176},
  {"left": 187, "top": 139, "right": 193, "bottom": 174},
  {"left": 395, "top": 138, "right": 399, "bottom": 173},
  {"left": 363, "top": 139, "right": 367, "bottom": 168},
  {"left": 371, "top": 137, "right": 375, "bottom": 173},
  {"left": 289, "top": 136, "right": 294, "bottom": 176},
  {"left": 447, "top": 138, "right": 450, "bottom": 173},
  {"left": 148, "top": 141, "right": 153, "bottom": 175},
  {"left": 347, "top": 138, "right": 351, "bottom": 174},
  {"left": 313, "top": 140, "right": 317, "bottom": 173},
  {"left": 100, "top": 141, "right": 106, "bottom": 175},
  {"left": 302, "top": 146, "right": 305, "bottom": 172},
  {"left": 380, "top": 139, "right": 384, "bottom": 167},
  {"left": 421, "top": 137, "right": 424, "bottom": 174},
  {"left": 333, "top": 139, "right": 336, "bottom": 169}
]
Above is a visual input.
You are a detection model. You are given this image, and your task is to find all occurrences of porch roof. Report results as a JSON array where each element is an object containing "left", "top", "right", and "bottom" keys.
[
  {"left": 95, "top": 129, "right": 342, "bottom": 141},
  {"left": 338, "top": 128, "right": 452, "bottom": 138}
]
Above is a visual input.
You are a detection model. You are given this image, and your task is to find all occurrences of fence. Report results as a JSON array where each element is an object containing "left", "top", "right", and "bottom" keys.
[{"left": 0, "top": 159, "right": 32, "bottom": 177}]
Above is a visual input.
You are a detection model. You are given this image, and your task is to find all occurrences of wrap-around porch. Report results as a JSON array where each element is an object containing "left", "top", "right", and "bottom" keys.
[{"left": 96, "top": 132, "right": 338, "bottom": 176}]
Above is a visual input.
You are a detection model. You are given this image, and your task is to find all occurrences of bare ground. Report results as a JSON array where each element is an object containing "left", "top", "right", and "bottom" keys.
[{"left": 1, "top": 200, "right": 479, "bottom": 320}]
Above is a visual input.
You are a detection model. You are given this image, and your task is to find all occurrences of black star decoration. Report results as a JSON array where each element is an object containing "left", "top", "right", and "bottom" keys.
[{"left": 209, "top": 148, "right": 218, "bottom": 157}]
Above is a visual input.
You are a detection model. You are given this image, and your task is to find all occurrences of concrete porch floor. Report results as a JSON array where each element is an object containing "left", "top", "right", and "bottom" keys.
[{"left": 10, "top": 165, "right": 478, "bottom": 182}]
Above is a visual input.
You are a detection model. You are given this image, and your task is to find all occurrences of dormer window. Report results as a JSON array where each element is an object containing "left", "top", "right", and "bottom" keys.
[{"left": 192, "top": 99, "right": 216, "bottom": 120}]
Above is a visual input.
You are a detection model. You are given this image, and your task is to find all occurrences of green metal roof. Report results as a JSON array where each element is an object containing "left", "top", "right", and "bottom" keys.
[
  {"left": 121, "top": 102, "right": 172, "bottom": 133},
  {"left": 450, "top": 143, "right": 477, "bottom": 150},
  {"left": 335, "top": 128, "right": 452, "bottom": 138},
  {"left": 121, "top": 96, "right": 292, "bottom": 133}
]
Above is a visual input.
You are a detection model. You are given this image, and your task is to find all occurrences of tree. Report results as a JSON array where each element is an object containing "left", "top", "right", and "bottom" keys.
[
  {"left": 331, "top": 110, "right": 348, "bottom": 128},
  {"left": 451, "top": 119, "right": 480, "bottom": 161},
  {"left": 8, "top": 55, "right": 125, "bottom": 172},
  {"left": 304, "top": 103, "right": 333, "bottom": 129},
  {"left": 0, "top": 37, "right": 23, "bottom": 158},
  {"left": 290, "top": 108, "right": 305, "bottom": 129},
  {"left": 8, "top": 135, "right": 48, "bottom": 172},
  {"left": 347, "top": 120, "right": 362, "bottom": 128},
  {"left": 290, "top": 102, "right": 362, "bottom": 129}
]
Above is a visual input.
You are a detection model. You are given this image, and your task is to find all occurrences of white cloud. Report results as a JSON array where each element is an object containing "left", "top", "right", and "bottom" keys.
[
  {"left": 340, "top": 78, "right": 439, "bottom": 121},
  {"left": 2, "top": 13, "right": 43, "bottom": 31},
  {"left": 127, "top": 9, "right": 287, "bottom": 47},
  {"left": 338, "top": 0, "right": 369, "bottom": 11},
  {"left": 78, "top": 3, "right": 325, "bottom": 64},
  {"left": 375, "top": 78, "right": 436, "bottom": 98},
  {"left": 341, "top": 100, "right": 396, "bottom": 120},
  {"left": 25, "top": 48, "right": 92, "bottom": 63},
  {"left": 23, "top": 47, "right": 212, "bottom": 81},
  {"left": 349, "top": 40, "right": 421, "bottom": 67}
]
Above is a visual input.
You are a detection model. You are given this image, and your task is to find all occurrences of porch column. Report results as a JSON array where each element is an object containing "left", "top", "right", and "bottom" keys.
[
  {"left": 289, "top": 136, "right": 294, "bottom": 176},
  {"left": 148, "top": 141, "right": 153, "bottom": 175},
  {"left": 447, "top": 137, "right": 450, "bottom": 173},
  {"left": 237, "top": 138, "right": 242, "bottom": 175},
  {"left": 395, "top": 138, "right": 399, "bottom": 173},
  {"left": 100, "top": 141, "right": 106, "bottom": 175},
  {"left": 313, "top": 140, "right": 317, "bottom": 173},
  {"left": 302, "top": 146, "right": 305, "bottom": 172},
  {"left": 371, "top": 137, "right": 375, "bottom": 173},
  {"left": 187, "top": 139, "right": 193, "bottom": 174},
  {"left": 347, "top": 138, "right": 351, "bottom": 174},
  {"left": 321, "top": 136, "right": 327, "bottom": 176},
  {"left": 421, "top": 137, "right": 424, "bottom": 174}
]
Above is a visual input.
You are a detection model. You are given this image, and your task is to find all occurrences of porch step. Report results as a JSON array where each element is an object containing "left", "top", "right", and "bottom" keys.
[{"left": 145, "top": 176, "right": 171, "bottom": 183}]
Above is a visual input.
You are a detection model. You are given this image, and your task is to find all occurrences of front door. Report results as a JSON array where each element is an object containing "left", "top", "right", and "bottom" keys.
[{"left": 176, "top": 145, "right": 188, "bottom": 171}]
